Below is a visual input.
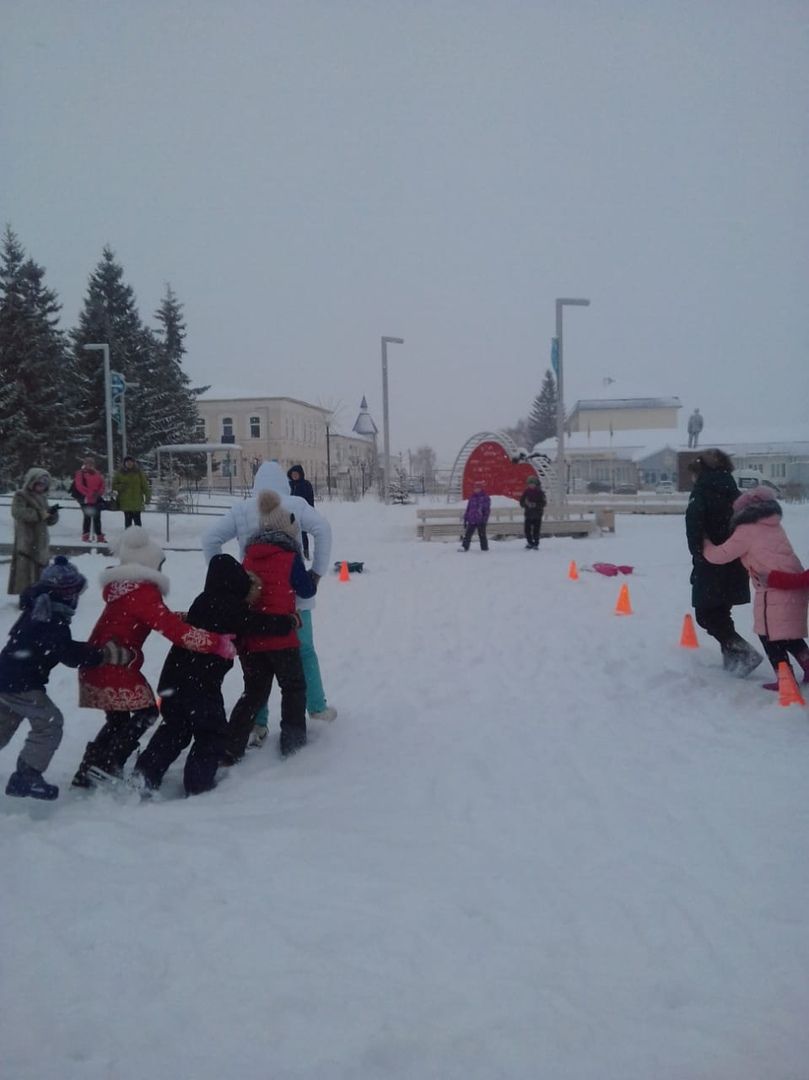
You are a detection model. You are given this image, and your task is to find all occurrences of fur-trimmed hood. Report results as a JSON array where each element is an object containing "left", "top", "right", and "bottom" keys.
[
  {"left": 99, "top": 563, "right": 170, "bottom": 596},
  {"left": 731, "top": 487, "right": 781, "bottom": 528}
]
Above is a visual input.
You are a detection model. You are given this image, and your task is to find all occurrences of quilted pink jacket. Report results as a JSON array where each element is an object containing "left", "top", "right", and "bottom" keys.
[{"left": 703, "top": 499, "right": 807, "bottom": 640}]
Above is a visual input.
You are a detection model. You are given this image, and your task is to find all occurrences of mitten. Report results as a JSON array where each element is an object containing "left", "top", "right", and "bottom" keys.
[
  {"left": 214, "top": 633, "right": 237, "bottom": 660},
  {"left": 102, "top": 641, "right": 135, "bottom": 666}
]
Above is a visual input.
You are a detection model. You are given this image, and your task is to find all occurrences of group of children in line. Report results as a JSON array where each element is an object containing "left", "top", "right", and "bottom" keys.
[
  {"left": 1, "top": 485, "right": 322, "bottom": 801},
  {"left": 3, "top": 459, "right": 808, "bottom": 801}
]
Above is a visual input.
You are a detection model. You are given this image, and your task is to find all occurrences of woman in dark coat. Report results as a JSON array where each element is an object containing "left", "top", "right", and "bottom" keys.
[
  {"left": 684, "top": 449, "right": 762, "bottom": 676},
  {"left": 287, "top": 464, "right": 314, "bottom": 559}
]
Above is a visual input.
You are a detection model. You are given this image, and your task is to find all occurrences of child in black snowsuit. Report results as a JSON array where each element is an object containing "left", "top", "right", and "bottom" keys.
[
  {"left": 132, "top": 554, "right": 300, "bottom": 796},
  {"left": 0, "top": 556, "right": 129, "bottom": 799},
  {"left": 519, "top": 476, "right": 546, "bottom": 549}
]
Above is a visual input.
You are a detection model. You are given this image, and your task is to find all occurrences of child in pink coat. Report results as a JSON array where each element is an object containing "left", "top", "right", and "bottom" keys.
[{"left": 703, "top": 487, "right": 809, "bottom": 687}]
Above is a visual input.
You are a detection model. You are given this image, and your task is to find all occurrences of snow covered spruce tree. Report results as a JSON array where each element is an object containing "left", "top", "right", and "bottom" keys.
[
  {"left": 527, "top": 369, "right": 559, "bottom": 447},
  {"left": 389, "top": 467, "right": 411, "bottom": 504},
  {"left": 152, "top": 284, "right": 207, "bottom": 446},
  {"left": 0, "top": 227, "right": 73, "bottom": 485},
  {"left": 71, "top": 250, "right": 201, "bottom": 464}
]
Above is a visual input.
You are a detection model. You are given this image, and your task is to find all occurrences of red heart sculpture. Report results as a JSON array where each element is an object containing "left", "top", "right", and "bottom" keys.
[{"left": 462, "top": 441, "right": 540, "bottom": 500}]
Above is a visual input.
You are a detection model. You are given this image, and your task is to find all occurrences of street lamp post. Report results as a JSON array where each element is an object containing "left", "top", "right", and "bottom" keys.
[
  {"left": 380, "top": 335, "right": 404, "bottom": 503},
  {"left": 554, "top": 298, "right": 590, "bottom": 512},
  {"left": 83, "top": 343, "right": 113, "bottom": 487}
]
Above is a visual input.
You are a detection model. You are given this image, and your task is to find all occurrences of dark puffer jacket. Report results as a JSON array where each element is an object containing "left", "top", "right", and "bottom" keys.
[
  {"left": 287, "top": 464, "right": 315, "bottom": 507},
  {"left": 157, "top": 554, "right": 297, "bottom": 704},
  {"left": 685, "top": 463, "right": 749, "bottom": 609}
]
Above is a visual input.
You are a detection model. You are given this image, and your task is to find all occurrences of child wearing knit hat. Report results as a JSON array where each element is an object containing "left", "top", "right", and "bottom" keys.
[
  {"left": 0, "top": 557, "right": 131, "bottom": 799},
  {"left": 72, "top": 527, "right": 237, "bottom": 787},
  {"left": 223, "top": 490, "right": 317, "bottom": 761}
]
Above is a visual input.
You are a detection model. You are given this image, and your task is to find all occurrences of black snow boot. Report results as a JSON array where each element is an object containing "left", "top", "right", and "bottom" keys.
[
  {"left": 722, "top": 639, "right": 764, "bottom": 678},
  {"left": 6, "top": 760, "right": 59, "bottom": 801}
]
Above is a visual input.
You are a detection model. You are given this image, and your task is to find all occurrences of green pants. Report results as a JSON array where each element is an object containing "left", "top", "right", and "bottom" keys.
[{"left": 254, "top": 609, "right": 327, "bottom": 727}]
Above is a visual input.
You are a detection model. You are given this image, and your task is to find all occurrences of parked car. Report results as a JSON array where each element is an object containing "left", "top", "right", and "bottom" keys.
[
  {"left": 614, "top": 484, "right": 638, "bottom": 495},
  {"left": 655, "top": 480, "right": 675, "bottom": 494},
  {"left": 735, "top": 469, "right": 781, "bottom": 495}
]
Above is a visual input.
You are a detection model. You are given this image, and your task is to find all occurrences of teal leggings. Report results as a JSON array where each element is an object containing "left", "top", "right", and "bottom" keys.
[{"left": 254, "top": 609, "right": 327, "bottom": 727}]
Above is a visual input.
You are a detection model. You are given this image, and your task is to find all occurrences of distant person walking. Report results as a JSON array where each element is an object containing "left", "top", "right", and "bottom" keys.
[
  {"left": 687, "top": 408, "right": 704, "bottom": 449},
  {"left": 287, "top": 464, "right": 315, "bottom": 559},
  {"left": 73, "top": 456, "right": 106, "bottom": 543},
  {"left": 685, "top": 449, "right": 762, "bottom": 677},
  {"left": 113, "top": 456, "right": 151, "bottom": 528},
  {"left": 8, "top": 468, "right": 59, "bottom": 597},
  {"left": 460, "top": 481, "right": 490, "bottom": 552},
  {"left": 519, "top": 475, "right": 546, "bottom": 549}
]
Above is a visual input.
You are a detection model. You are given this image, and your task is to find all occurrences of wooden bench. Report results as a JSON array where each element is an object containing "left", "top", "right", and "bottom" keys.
[{"left": 416, "top": 506, "right": 600, "bottom": 541}]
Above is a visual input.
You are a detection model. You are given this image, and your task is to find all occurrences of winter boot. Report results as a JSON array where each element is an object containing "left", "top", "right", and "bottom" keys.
[
  {"left": 96, "top": 533, "right": 107, "bottom": 544},
  {"left": 6, "top": 760, "right": 59, "bottom": 800},
  {"left": 796, "top": 648, "right": 809, "bottom": 684},
  {"left": 309, "top": 706, "right": 337, "bottom": 722},
  {"left": 722, "top": 639, "right": 764, "bottom": 678},
  {"left": 82, "top": 532, "right": 90, "bottom": 543},
  {"left": 248, "top": 724, "right": 269, "bottom": 748},
  {"left": 280, "top": 730, "right": 307, "bottom": 758}
]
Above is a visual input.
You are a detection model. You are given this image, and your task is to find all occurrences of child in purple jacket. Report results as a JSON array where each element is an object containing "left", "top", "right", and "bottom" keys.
[{"left": 460, "top": 481, "right": 491, "bottom": 552}]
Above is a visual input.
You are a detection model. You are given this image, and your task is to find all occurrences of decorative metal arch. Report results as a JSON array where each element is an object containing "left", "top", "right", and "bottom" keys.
[{"left": 446, "top": 431, "right": 557, "bottom": 502}]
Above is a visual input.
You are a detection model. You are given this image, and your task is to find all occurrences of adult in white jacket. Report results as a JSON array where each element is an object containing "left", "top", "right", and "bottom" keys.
[{"left": 202, "top": 461, "right": 336, "bottom": 723}]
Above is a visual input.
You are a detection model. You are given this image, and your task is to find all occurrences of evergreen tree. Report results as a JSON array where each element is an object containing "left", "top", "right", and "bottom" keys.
[
  {"left": 389, "top": 466, "right": 411, "bottom": 504},
  {"left": 0, "top": 227, "right": 72, "bottom": 484},
  {"left": 527, "top": 369, "right": 559, "bottom": 447},
  {"left": 151, "top": 284, "right": 204, "bottom": 446},
  {"left": 71, "top": 247, "right": 148, "bottom": 468}
]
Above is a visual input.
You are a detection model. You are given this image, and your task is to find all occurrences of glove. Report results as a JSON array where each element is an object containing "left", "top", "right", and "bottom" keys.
[
  {"left": 308, "top": 571, "right": 320, "bottom": 592},
  {"left": 102, "top": 641, "right": 135, "bottom": 666},
  {"left": 213, "top": 633, "right": 237, "bottom": 660}
]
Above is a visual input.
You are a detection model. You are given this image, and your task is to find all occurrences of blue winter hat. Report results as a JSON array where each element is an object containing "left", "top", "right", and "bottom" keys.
[{"left": 39, "top": 556, "right": 87, "bottom": 604}]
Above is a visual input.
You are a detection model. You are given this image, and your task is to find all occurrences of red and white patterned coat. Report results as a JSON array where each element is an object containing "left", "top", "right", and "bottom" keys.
[{"left": 79, "top": 564, "right": 223, "bottom": 712}]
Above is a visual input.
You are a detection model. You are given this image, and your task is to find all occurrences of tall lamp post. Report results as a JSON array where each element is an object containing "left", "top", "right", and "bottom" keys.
[
  {"left": 380, "top": 335, "right": 404, "bottom": 502},
  {"left": 83, "top": 343, "right": 114, "bottom": 487},
  {"left": 554, "top": 298, "right": 590, "bottom": 512}
]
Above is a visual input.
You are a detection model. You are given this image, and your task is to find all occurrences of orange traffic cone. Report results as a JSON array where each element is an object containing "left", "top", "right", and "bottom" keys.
[
  {"left": 614, "top": 583, "right": 633, "bottom": 615},
  {"left": 338, "top": 560, "right": 350, "bottom": 582},
  {"left": 679, "top": 614, "right": 699, "bottom": 649},
  {"left": 777, "top": 661, "right": 806, "bottom": 707},
  {"left": 568, "top": 560, "right": 579, "bottom": 581}
]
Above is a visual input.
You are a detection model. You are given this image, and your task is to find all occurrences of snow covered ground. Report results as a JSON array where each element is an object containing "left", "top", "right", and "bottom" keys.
[{"left": 2, "top": 496, "right": 809, "bottom": 1080}]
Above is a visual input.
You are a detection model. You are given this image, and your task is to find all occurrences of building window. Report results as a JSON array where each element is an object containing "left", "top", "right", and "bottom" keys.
[
  {"left": 250, "top": 416, "right": 261, "bottom": 439},
  {"left": 221, "top": 417, "right": 234, "bottom": 442}
]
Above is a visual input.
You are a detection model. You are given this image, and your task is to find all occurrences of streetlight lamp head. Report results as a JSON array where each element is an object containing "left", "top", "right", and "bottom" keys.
[
  {"left": 556, "top": 298, "right": 590, "bottom": 307},
  {"left": 382, "top": 336, "right": 405, "bottom": 344}
]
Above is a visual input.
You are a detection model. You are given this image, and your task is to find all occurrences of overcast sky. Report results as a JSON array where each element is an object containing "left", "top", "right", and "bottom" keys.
[{"left": 4, "top": 0, "right": 808, "bottom": 462}]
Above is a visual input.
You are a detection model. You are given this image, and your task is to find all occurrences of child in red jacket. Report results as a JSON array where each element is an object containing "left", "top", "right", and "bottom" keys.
[
  {"left": 223, "top": 490, "right": 316, "bottom": 761},
  {"left": 72, "top": 526, "right": 236, "bottom": 787}
]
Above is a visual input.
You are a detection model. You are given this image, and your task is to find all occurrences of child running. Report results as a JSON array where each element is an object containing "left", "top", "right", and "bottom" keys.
[
  {"left": 223, "top": 490, "right": 316, "bottom": 761},
  {"left": 0, "top": 557, "right": 130, "bottom": 800},
  {"left": 132, "top": 555, "right": 300, "bottom": 796},
  {"left": 72, "top": 527, "right": 236, "bottom": 788},
  {"left": 703, "top": 486, "right": 809, "bottom": 689}
]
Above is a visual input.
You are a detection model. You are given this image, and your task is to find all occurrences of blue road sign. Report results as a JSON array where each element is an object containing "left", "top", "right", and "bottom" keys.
[{"left": 110, "top": 371, "right": 126, "bottom": 399}]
